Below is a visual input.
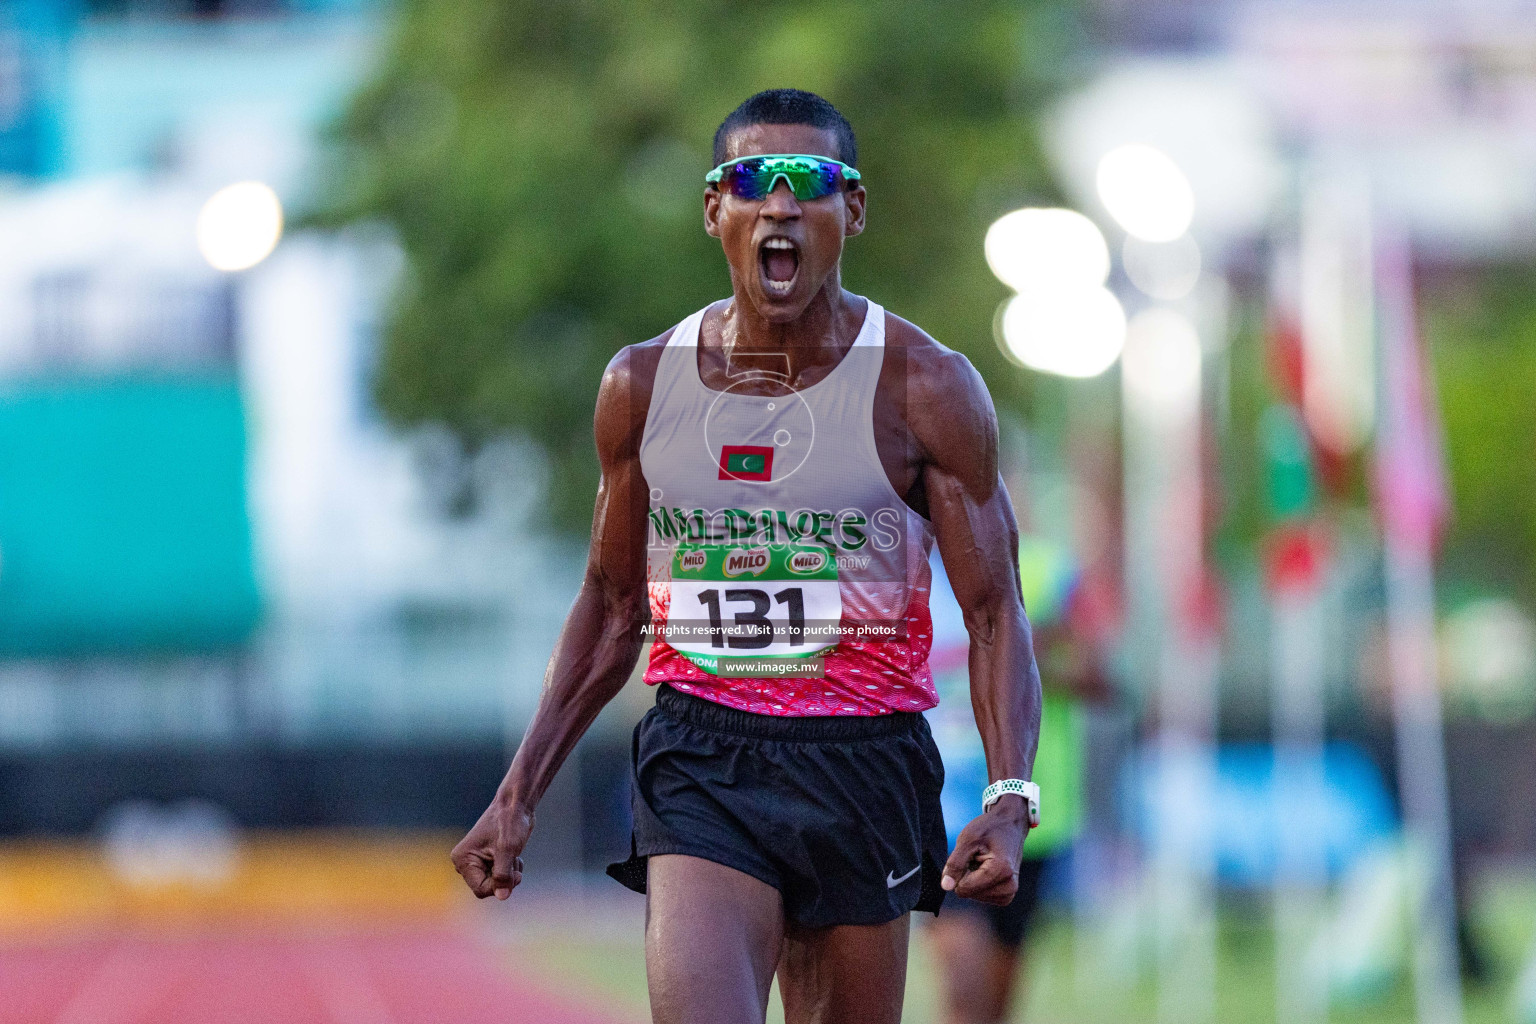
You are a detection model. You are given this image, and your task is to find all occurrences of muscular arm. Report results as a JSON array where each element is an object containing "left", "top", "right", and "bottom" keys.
[
  {"left": 451, "top": 342, "right": 658, "bottom": 900},
  {"left": 911, "top": 349, "right": 1042, "bottom": 904}
]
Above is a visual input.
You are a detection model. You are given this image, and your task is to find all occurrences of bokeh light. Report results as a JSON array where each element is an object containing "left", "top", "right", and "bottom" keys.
[
  {"left": 196, "top": 181, "right": 283, "bottom": 272},
  {"left": 1095, "top": 144, "right": 1195, "bottom": 242},
  {"left": 984, "top": 207, "right": 1110, "bottom": 292},
  {"left": 997, "top": 286, "right": 1126, "bottom": 379},
  {"left": 1123, "top": 234, "right": 1202, "bottom": 301},
  {"left": 1442, "top": 598, "right": 1536, "bottom": 724},
  {"left": 1121, "top": 307, "right": 1202, "bottom": 411}
]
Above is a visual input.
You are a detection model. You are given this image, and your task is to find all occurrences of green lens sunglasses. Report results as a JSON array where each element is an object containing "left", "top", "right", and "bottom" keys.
[{"left": 706, "top": 154, "right": 861, "bottom": 201}]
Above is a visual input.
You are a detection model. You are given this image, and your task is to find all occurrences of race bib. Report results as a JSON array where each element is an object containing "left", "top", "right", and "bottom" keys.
[{"left": 664, "top": 542, "right": 841, "bottom": 675}]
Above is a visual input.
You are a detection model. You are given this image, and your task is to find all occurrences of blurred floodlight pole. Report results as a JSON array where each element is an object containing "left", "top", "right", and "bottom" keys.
[
  {"left": 197, "top": 181, "right": 284, "bottom": 272},
  {"left": 1271, "top": 581, "right": 1330, "bottom": 1024},
  {"left": 1104, "top": 145, "right": 1219, "bottom": 1024},
  {"left": 1264, "top": 407, "right": 1329, "bottom": 1023},
  {"left": 1122, "top": 308, "right": 1219, "bottom": 1024},
  {"left": 986, "top": 205, "right": 1128, "bottom": 1004},
  {"left": 1374, "top": 230, "right": 1464, "bottom": 1024}
]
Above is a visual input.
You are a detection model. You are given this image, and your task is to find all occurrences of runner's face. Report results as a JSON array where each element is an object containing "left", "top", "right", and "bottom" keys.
[{"left": 705, "top": 124, "right": 866, "bottom": 321}]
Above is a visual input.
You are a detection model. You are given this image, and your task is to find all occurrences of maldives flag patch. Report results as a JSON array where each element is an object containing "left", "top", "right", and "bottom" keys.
[{"left": 719, "top": 445, "right": 774, "bottom": 482}]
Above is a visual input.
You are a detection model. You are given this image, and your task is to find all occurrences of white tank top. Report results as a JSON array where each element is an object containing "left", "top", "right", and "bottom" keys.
[{"left": 639, "top": 300, "right": 939, "bottom": 715}]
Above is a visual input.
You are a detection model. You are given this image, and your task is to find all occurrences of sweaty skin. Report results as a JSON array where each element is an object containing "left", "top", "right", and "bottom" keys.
[{"left": 451, "top": 122, "right": 1042, "bottom": 1024}]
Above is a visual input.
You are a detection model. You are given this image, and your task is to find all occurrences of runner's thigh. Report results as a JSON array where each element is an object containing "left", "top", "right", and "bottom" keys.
[
  {"left": 777, "top": 915, "right": 911, "bottom": 1024},
  {"left": 646, "top": 853, "right": 785, "bottom": 1024}
]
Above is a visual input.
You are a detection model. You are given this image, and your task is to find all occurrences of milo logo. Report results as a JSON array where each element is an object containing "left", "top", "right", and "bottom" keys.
[
  {"left": 723, "top": 546, "right": 770, "bottom": 577},
  {"left": 788, "top": 549, "right": 829, "bottom": 575},
  {"left": 678, "top": 548, "right": 708, "bottom": 572}
]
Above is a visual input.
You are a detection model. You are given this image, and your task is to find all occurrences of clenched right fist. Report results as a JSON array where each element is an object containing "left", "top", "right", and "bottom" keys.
[{"left": 451, "top": 799, "right": 535, "bottom": 901}]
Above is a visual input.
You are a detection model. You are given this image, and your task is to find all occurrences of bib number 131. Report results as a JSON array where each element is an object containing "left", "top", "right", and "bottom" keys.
[
  {"left": 665, "top": 542, "right": 841, "bottom": 673},
  {"left": 696, "top": 586, "right": 806, "bottom": 649}
]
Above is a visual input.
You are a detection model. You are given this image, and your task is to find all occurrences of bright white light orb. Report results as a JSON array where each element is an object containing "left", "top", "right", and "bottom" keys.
[
  {"left": 1123, "top": 234, "right": 1201, "bottom": 301},
  {"left": 997, "top": 287, "right": 1126, "bottom": 379},
  {"left": 985, "top": 208, "right": 1110, "bottom": 292},
  {"left": 1121, "top": 308, "right": 1202, "bottom": 412},
  {"left": 1096, "top": 144, "right": 1195, "bottom": 243},
  {"left": 197, "top": 181, "right": 283, "bottom": 272},
  {"left": 1442, "top": 598, "right": 1536, "bottom": 722}
]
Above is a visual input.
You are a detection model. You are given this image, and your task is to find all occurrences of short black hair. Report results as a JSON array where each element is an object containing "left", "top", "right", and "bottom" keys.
[{"left": 713, "top": 89, "right": 857, "bottom": 168}]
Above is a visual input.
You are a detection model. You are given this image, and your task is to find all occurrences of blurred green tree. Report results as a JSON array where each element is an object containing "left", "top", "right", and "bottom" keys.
[
  {"left": 1423, "top": 267, "right": 1536, "bottom": 602},
  {"left": 316, "top": 0, "right": 1080, "bottom": 532}
]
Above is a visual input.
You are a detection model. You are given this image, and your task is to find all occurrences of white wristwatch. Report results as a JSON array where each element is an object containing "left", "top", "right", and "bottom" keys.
[{"left": 982, "top": 779, "right": 1040, "bottom": 828}]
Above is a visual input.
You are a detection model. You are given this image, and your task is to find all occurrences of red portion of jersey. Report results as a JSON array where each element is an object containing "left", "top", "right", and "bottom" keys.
[{"left": 643, "top": 582, "right": 939, "bottom": 715}]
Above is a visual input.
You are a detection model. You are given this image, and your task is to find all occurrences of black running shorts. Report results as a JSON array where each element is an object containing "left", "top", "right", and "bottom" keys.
[{"left": 606, "top": 683, "right": 950, "bottom": 928}]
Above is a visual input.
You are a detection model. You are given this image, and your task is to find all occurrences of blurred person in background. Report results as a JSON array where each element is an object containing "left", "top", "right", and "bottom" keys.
[
  {"left": 449, "top": 88, "right": 1044, "bottom": 1024},
  {"left": 929, "top": 534, "right": 1112, "bottom": 1024}
]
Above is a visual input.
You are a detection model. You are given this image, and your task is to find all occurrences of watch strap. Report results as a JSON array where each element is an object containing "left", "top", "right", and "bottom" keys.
[{"left": 981, "top": 778, "right": 1040, "bottom": 828}]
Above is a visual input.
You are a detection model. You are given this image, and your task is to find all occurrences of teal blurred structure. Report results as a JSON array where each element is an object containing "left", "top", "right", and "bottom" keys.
[
  {"left": 0, "top": 0, "right": 74, "bottom": 178},
  {"left": 0, "top": 375, "right": 259, "bottom": 655}
]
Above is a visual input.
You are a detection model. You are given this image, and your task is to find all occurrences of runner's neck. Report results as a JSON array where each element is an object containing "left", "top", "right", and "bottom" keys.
[{"left": 710, "top": 284, "right": 868, "bottom": 387}]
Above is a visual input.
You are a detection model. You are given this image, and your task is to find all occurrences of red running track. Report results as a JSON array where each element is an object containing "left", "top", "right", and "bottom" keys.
[{"left": 0, "top": 926, "right": 634, "bottom": 1024}]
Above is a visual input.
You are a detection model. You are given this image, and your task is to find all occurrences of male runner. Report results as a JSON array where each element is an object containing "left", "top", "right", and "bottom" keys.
[{"left": 451, "top": 89, "right": 1042, "bottom": 1024}]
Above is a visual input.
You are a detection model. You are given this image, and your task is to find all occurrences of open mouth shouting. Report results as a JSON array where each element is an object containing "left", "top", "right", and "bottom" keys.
[{"left": 758, "top": 236, "right": 800, "bottom": 297}]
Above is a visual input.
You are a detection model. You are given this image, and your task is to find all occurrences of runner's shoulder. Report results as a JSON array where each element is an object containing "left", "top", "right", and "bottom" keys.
[
  {"left": 603, "top": 329, "right": 674, "bottom": 396},
  {"left": 880, "top": 309, "right": 994, "bottom": 420},
  {"left": 880, "top": 309, "right": 997, "bottom": 485},
  {"left": 595, "top": 326, "right": 678, "bottom": 463}
]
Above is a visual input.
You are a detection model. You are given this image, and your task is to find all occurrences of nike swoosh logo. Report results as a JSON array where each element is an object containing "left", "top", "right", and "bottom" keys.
[{"left": 886, "top": 865, "right": 920, "bottom": 888}]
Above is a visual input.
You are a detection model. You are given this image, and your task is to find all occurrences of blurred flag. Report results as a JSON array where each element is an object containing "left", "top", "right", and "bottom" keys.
[{"left": 1372, "top": 234, "right": 1449, "bottom": 550}]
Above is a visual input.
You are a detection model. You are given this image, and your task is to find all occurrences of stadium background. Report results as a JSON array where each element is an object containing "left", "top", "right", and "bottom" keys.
[{"left": 2, "top": 0, "right": 1536, "bottom": 1021}]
